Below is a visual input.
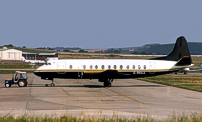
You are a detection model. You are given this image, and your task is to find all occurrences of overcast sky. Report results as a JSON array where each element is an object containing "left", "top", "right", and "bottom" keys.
[{"left": 0, "top": 1, "right": 202, "bottom": 49}]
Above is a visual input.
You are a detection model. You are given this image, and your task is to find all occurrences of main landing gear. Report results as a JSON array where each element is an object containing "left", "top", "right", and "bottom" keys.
[
  {"left": 99, "top": 79, "right": 114, "bottom": 87},
  {"left": 45, "top": 79, "right": 55, "bottom": 87}
]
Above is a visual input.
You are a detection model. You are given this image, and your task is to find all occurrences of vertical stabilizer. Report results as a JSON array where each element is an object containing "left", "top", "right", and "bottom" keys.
[{"left": 151, "top": 36, "right": 192, "bottom": 64}]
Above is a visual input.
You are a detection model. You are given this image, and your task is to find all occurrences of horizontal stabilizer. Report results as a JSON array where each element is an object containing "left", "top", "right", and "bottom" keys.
[{"left": 175, "top": 56, "right": 192, "bottom": 66}]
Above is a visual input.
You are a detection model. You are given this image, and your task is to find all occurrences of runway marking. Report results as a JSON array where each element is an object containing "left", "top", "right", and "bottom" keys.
[
  {"left": 86, "top": 80, "right": 149, "bottom": 105},
  {"left": 101, "top": 100, "right": 115, "bottom": 102},
  {"left": 104, "top": 88, "right": 148, "bottom": 105}
]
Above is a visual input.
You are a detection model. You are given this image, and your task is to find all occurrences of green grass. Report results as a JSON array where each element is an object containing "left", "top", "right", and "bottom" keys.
[
  {"left": 0, "top": 63, "right": 41, "bottom": 69},
  {"left": 1, "top": 114, "right": 202, "bottom": 122},
  {"left": 139, "top": 75, "right": 202, "bottom": 92},
  {"left": 0, "top": 63, "right": 38, "bottom": 74}
]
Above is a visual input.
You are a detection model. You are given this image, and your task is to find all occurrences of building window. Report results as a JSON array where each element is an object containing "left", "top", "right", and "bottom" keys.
[
  {"left": 83, "top": 65, "right": 86, "bottom": 69},
  {"left": 101, "top": 65, "right": 105, "bottom": 69},
  {"left": 120, "top": 65, "right": 123, "bottom": 69},
  {"left": 133, "top": 65, "right": 135, "bottom": 69},
  {"left": 90, "top": 65, "right": 93, "bottom": 69},
  {"left": 126, "top": 65, "right": 129, "bottom": 69},
  {"left": 113, "top": 65, "right": 117, "bottom": 69},
  {"left": 138, "top": 65, "right": 141, "bottom": 69},
  {"left": 108, "top": 65, "right": 111, "bottom": 69},
  {"left": 95, "top": 65, "right": 98, "bottom": 69},
  {"left": 69, "top": 65, "right": 73, "bottom": 69}
]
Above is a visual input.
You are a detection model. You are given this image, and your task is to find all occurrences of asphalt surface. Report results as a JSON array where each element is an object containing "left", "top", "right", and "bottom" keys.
[{"left": 0, "top": 74, "right": 202, "bottom": 119}]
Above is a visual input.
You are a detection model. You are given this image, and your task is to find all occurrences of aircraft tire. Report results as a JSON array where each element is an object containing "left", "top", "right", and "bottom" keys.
[
  {"left": 103, "top": 82, "right": 111, "bottom": 87},
  {"left": 51, "top": 83, "right": 55, "bottom": 87}
]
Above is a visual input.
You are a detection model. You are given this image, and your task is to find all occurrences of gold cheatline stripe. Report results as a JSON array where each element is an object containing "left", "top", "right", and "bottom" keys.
[{"left": 35, "top": 66, "right": 190, "bottom": 73}]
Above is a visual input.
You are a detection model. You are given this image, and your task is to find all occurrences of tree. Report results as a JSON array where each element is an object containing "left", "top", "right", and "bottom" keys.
[
  {"left": 3, "top": 44, "right": 14, "bottom": 47},
  {"left": 114, "top": 50, "right": 120, "bottom": 53},
  {"left": 63, "top": 50, "right": 71, "bottom": 52},
  {"left": 78, "top": 49, "right": 88, "bottom": 53}
]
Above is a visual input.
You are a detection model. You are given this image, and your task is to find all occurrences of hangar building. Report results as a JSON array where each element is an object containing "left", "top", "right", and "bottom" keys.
[
  {"left": 22, "top": 52, "right": 58, "bottom": 60},
  {"left": 0, "top": 48, "right": 22, "bottom": 60}
]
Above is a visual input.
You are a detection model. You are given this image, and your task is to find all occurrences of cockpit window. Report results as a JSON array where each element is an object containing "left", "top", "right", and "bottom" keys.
[{"left": 45, "top": 62, "right": 51, "bottom": 65}]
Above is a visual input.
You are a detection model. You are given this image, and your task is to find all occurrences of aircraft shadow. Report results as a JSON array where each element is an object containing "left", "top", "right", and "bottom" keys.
[{"left": 21, "top": 84, "right": 164, "bottom": 88}]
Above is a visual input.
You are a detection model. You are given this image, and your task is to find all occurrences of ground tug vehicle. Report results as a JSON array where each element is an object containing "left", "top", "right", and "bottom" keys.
[{"left": 5, "top": 71, "right": 28, "bottom": 87}]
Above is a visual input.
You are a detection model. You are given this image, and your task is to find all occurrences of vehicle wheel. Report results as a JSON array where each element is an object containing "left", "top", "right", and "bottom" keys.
[
  {"left": 18, "top": 80, "right": 27, "bottom": 87},
  {"left": 51, "top": 83, "right": 55, "bottom": 87},
  {"left": 45, "top": 84, "right": 48, "bottom": 87},
  {"left": 5, "top": 83, "right": 11, "bottom": 88}
]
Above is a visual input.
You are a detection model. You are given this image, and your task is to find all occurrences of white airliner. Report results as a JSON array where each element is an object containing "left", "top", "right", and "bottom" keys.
[
  {"left": 22, "top": 57, "right": 45, "bottom": 64},
  {"left": 34, "top": 36, "right": 193, "bottom": 87}
]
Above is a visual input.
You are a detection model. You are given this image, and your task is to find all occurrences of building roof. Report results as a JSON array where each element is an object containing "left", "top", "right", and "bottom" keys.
[
  {"left": 0, "top": 49, "right": 22, "bottom": 52},
  {"left": 38, "top": 53, "right": 57, "bottom": 55},
  {"left": 22, "top": 52, "right": 38, "bottom": 55}
]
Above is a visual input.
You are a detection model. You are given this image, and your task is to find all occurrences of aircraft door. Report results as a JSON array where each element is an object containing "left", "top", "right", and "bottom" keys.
[
  {"left": 57, "top": 62, "right": 66, "bottom": 73},
  {"left": 77, "top": 65, "right": 84, "bottom": 79},
  {"left": 149, "top": 62, "right": 155, "bottom": 74}
]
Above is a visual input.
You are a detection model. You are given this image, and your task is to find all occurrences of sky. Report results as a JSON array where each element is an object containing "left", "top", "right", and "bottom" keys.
[{"left": 0, "top": 1, "right": 202, "bottom": 49}]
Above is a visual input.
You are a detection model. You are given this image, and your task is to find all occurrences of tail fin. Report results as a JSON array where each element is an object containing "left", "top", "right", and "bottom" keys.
[{"left": 152, "top": 36, "right": 192, "bottom": 64}]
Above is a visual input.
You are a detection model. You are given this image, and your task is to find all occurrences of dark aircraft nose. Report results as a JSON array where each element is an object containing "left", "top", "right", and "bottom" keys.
[{"left": 34, "top": 71, "right": 41, "bottom": 77}]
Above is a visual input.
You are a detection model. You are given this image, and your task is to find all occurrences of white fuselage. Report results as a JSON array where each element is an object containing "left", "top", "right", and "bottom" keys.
[{"left": 35, "top": 59, "right": 190, "bottom": 73}]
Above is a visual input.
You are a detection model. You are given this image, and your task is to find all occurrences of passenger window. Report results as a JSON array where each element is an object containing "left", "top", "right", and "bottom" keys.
[
  {"left": 95, "top": 65, "right": 98, "bottom": 69},
  {"left": 69, "top": 65, "right": 73, "bottom": 69},
  {"left": 144, "top": 65, "right": 146, "bottom": 69},
  {"left": 108, "top": 65, "right": 111, "bottom": 69},
  {"left": 90, "top": 65, "right": 93, "bottom": 69},
  {"left": 120, "top": 65, "right": 123, "bottom": 69},
  {"left": 126, "top": 65, "right": 129, "bottom": 69},
  {"left": 101, "top": 65, "right": 105, "bottom": 69},
  {"left": 83, "top": 65, "right": 86, "bottom": 69},
  {"left": 113, "top": 65, "right": 117, "bottom": 69},
  {"left": 132, "top": 65, "right": 135, "bottom": 69},
  {"left": 138, "top": 65, "right": 141, "bottom": 69}
]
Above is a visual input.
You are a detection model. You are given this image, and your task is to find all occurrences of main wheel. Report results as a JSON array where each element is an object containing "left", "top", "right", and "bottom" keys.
[
  {"left": 51, "top": 83, "right": 55, "bottom": 87},
  {"left": 18, "top": 80, "right": 27, "bottom": 87},
  {"left": 103, "top": 82, "right": 111, "bottom": 87}
]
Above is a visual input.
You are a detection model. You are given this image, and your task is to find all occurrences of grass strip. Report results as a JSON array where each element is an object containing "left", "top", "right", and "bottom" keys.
[
  {"left": 139, "top": 75, "right": 202, "bottom": 92},
  {"left": 0, "top": 63, "right": 41, "bottom": 69},
  {"left": 0, "top": 114, "right": 202, "bottom": 122}
]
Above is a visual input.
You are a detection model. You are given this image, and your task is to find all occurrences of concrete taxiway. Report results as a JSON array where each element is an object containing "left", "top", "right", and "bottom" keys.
[{"left": 0, "top": 74, "right": 202, "bottom": 119}]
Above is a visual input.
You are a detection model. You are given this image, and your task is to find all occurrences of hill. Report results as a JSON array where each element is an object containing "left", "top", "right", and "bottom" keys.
[{"left": 143, "top": 42, "right": 202, "bottom": 55}]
